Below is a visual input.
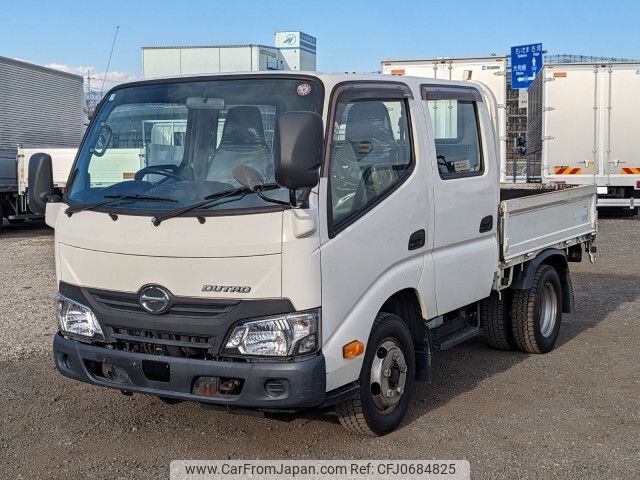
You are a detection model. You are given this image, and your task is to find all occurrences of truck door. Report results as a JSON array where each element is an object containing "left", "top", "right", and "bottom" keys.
[
  {"left": 605, "top": 64, "right": 640, "bottom": 186},
  {"left": 422, "top": 85, "right": 498, "bottom": 314},
  {"left": 543, "top": 64, "right": 600, "bottom": 184},
  {"left": 319, "top": 83, "right": 430, "bottom": 382}
]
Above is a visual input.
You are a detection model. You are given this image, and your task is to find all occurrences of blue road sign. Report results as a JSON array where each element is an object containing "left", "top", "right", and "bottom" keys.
[{"left": 511, "top": 43, "right": 543, "bottom": 89}]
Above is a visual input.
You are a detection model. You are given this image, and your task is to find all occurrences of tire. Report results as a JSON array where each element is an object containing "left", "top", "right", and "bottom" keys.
[
  {"left": 511, "top": 264, "right": 563, "bottom": 353},
  {"left": 0, "top": 202, "right": 4, "bottom": 234},
  {"left": 7, "top": 219, "right": 25, "bottom": 225},
  {"left": 481, "top": 291, "right": 516, "bottom": 350},
  {"left": 335, "top": 312, "right": 415, "bottom": 436}
]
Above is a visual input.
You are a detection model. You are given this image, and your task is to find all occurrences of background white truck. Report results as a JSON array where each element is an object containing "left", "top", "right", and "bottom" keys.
[
  {"left": 0, "top": 56, "right": 84, "bottom": 231},
  {"left": 381, "top": 56, "right": 513, "bottom": 180},
  {"left": 29, "top": 72, "right": 596, "bottom": 436},
  {"left": 527, "top": 61, "right": 640, "bottom": 210}
]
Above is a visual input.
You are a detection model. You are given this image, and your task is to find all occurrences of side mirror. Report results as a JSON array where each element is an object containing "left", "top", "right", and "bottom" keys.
[
  {"left": 274, "top": 112, "right": 323, "bottom": 190},
  {"left": 28, "top": 153, "right": 56, "bottom": 215}
]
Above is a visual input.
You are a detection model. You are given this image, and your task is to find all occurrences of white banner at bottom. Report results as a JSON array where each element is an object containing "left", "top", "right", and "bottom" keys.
[{"left": 170, "top": 460, "right": 470, "bottom": 480}]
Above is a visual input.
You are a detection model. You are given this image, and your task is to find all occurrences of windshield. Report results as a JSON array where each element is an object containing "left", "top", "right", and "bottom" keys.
[{"left": 67, "top": 77, "right": 323, "bottom": 213}]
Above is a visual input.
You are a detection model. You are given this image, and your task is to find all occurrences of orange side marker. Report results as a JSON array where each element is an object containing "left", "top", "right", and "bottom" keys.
[{"left": 343, "top": 340, "right": 365, "bottom": 359}]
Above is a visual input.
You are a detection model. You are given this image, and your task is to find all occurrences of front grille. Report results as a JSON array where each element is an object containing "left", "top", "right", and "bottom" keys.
[
  {"left": 108, "top": 327, "right": 216, "bottom": 359},
  {"left": 88, "top": 289, "right": 239, "bottom": 318}
]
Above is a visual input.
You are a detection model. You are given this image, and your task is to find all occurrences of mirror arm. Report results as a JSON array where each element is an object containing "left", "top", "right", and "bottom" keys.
[
  {"left": 289, "top": 189, "right": 298, "bottom": 208},
  {"left": 298, "top": 187, "right": 312, "bottom": 208},
  {"left": 254, "top": 188, "right": 290, "bottom": 207}
]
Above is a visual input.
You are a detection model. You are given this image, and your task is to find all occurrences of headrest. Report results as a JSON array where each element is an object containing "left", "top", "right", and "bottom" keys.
[
  {"left": 219, "top": 106, "right": 266, "bottom": 147},
  {"left": 345, "top": 101, "right": 396, "bottom": 145}
]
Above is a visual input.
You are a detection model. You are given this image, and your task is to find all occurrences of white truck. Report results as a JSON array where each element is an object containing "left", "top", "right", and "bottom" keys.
[
  {"left": 0, "top": 56, "right": 84, "bottom": 231},
  {"left": 29, "top": 72, "right": 597, "bottom": 436},
  {"left": 0, "top": 147, "right": 76, "bottom": 230},
  {"left": 527, "top": 62, "right": 640, "bottom": 211}
]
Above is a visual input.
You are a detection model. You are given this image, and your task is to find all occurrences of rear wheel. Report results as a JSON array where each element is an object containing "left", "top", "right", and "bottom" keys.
[
  {"left": 481, "top": 291, "right": 515, "bottom": 350},
  {"left": 511, "top": 264, "right": 562, "bottom": 353},
  {"left": 336, "top": 312, "right": 415, "bottom": 436},
  {"left": 0, "top": 202, "right": 4, "bottom": 234}
]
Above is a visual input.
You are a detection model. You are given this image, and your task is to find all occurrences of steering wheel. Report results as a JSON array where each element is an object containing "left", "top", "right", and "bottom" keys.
[
  {"left": 134, "top": 164, "right": 187, "bottom": 182},
  {"left": 437, "top": 155, "right": 455, "bottom": 174}
]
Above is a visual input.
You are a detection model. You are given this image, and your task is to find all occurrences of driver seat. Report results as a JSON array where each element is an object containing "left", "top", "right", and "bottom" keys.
[
  {"left": 206, "top": 106, "right": 272, "bottom": 185},
  {"left": 344, "top": 101, "right": 400, "bottom": 205}
]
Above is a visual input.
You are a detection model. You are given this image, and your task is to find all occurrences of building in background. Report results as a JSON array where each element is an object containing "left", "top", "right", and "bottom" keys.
[{"left": 142, "top": 31, "right": 316, "bottom": 79}]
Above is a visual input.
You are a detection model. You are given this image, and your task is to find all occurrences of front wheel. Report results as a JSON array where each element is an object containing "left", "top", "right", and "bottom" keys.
[
  {"left": 511, "top": 264, "right": 563, "bottom": 353},
  {"left": 336, "top": 312, "right": 415, "bottom": 436}
]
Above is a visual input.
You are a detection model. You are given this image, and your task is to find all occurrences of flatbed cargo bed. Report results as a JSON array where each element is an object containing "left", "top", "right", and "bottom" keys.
[{"left": 499, "top": 183, "right": 597, "bottom": 268}]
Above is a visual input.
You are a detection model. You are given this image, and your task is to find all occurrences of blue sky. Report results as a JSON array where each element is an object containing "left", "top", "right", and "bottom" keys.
[{"left": 1, "top": 0, "right": 638, "bottom": 87}]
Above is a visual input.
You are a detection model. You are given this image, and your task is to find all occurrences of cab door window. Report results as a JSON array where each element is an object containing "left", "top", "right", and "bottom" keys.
[
  {"left": 329, "top": 98, "right": 412, "bottom": 229},
  {"left": 423, "top": 86, "right": 484, "bottom": 179}
]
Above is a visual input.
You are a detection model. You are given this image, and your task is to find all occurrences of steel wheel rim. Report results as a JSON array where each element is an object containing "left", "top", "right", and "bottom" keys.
[
  {"left": 369, "top": 337, "right": 407, "bottom": 414},
  {"left": 540, "top": 282, "right": 558, "bottom": 337}
]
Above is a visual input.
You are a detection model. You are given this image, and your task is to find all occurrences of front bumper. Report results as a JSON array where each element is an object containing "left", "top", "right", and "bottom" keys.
[{"left": 53, "top": 334, "right": 326, "bottom": 409}]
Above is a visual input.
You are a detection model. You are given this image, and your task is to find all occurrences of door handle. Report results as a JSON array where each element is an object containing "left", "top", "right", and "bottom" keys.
[
  {"left": 479, "top": 215, "right": 493, "bottom": 233},
  {"left": 408, "top": 229, "right": 426, "bottom": 250}
]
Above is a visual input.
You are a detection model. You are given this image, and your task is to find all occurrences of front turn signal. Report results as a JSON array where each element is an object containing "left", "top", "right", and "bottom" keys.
[{"left": 343, "top": 340, "right": 365, "bottom": 359}]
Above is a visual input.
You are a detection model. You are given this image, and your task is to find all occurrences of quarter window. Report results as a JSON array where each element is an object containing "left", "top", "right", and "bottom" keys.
[
  {"left": 329, "top": 99, "right": 412, "bottom": 228},
  {"left": 427, "top": 99, "right": 483, "bottom": 179}
]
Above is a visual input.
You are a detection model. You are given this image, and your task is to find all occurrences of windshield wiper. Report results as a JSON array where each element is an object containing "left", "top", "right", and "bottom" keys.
[
  {"left": 151, "top": 184, "right": 284, "bottom": 226},
  {"left": 65, "top": 193, "right": 178, "bottom": 217}
]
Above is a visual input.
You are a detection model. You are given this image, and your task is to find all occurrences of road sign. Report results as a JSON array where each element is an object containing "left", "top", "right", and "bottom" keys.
[{"left": 511, "top": 43, "right": 543, "bottom": 89}]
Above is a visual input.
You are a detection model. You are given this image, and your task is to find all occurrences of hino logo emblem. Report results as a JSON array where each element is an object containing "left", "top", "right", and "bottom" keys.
[
  {"left": 138, "top": 285, "right": 172, "bottom": 314},
  {"left": 202, "top": 285, "right": 252, "bottom": 293}
]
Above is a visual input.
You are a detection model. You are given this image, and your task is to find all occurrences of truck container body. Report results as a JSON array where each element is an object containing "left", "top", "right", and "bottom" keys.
[
  {"left": 17, "top": 147, "right": 77, "bottom": 194},
  {"left": 528, "top": 62, "right": 640, "bottom": 208},
  {"left": 33, "top": 72, "right": 597, "bottom": 436},
  {"left": 381, "top": 57, "right": 509, "bottom": 180},
  {"left": 0, "top": 56, "right": 83, "bottom": 227}
]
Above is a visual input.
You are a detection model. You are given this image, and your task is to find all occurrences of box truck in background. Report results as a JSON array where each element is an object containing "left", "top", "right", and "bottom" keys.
[
  {"left": 7, "top": 147, "right": 77, "bottom": 225},
  {"left": 527, "top": 62, "right": 640, "bottom": 211},
  {"left": 0, "top": 56, "right": 84, "bottom": 231},
  {"left": 381, "top": 56, "right": 509, "bottom": 180}
]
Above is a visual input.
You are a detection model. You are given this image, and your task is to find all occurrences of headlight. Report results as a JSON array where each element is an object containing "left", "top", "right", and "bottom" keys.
[
  {"left": 223, "top": 309, "right": 320, "bottom": 357},
  {"left": 54, "top": 293, "right": 104, "bottom": 341}
]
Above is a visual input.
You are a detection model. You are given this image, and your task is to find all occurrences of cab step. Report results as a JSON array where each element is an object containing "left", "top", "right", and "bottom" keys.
[
  {"left": 433, "top": 326, "right": 480, "bottom": 350},
  {"left": 428, "top": 303, "right": 480, "bottom": 350}
]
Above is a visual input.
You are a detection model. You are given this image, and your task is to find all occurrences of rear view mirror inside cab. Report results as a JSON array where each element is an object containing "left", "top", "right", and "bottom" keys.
[
  {"left": 186, "top": 97, "right": 225, "bottom": 110},
  {"left": 89, "top": 123, "right": 113, "bottom": 157}
]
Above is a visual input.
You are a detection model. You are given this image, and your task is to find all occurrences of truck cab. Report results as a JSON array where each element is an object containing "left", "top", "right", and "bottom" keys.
[{"left": 29, "top": 72, "right": 596, "bottom": 435}]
